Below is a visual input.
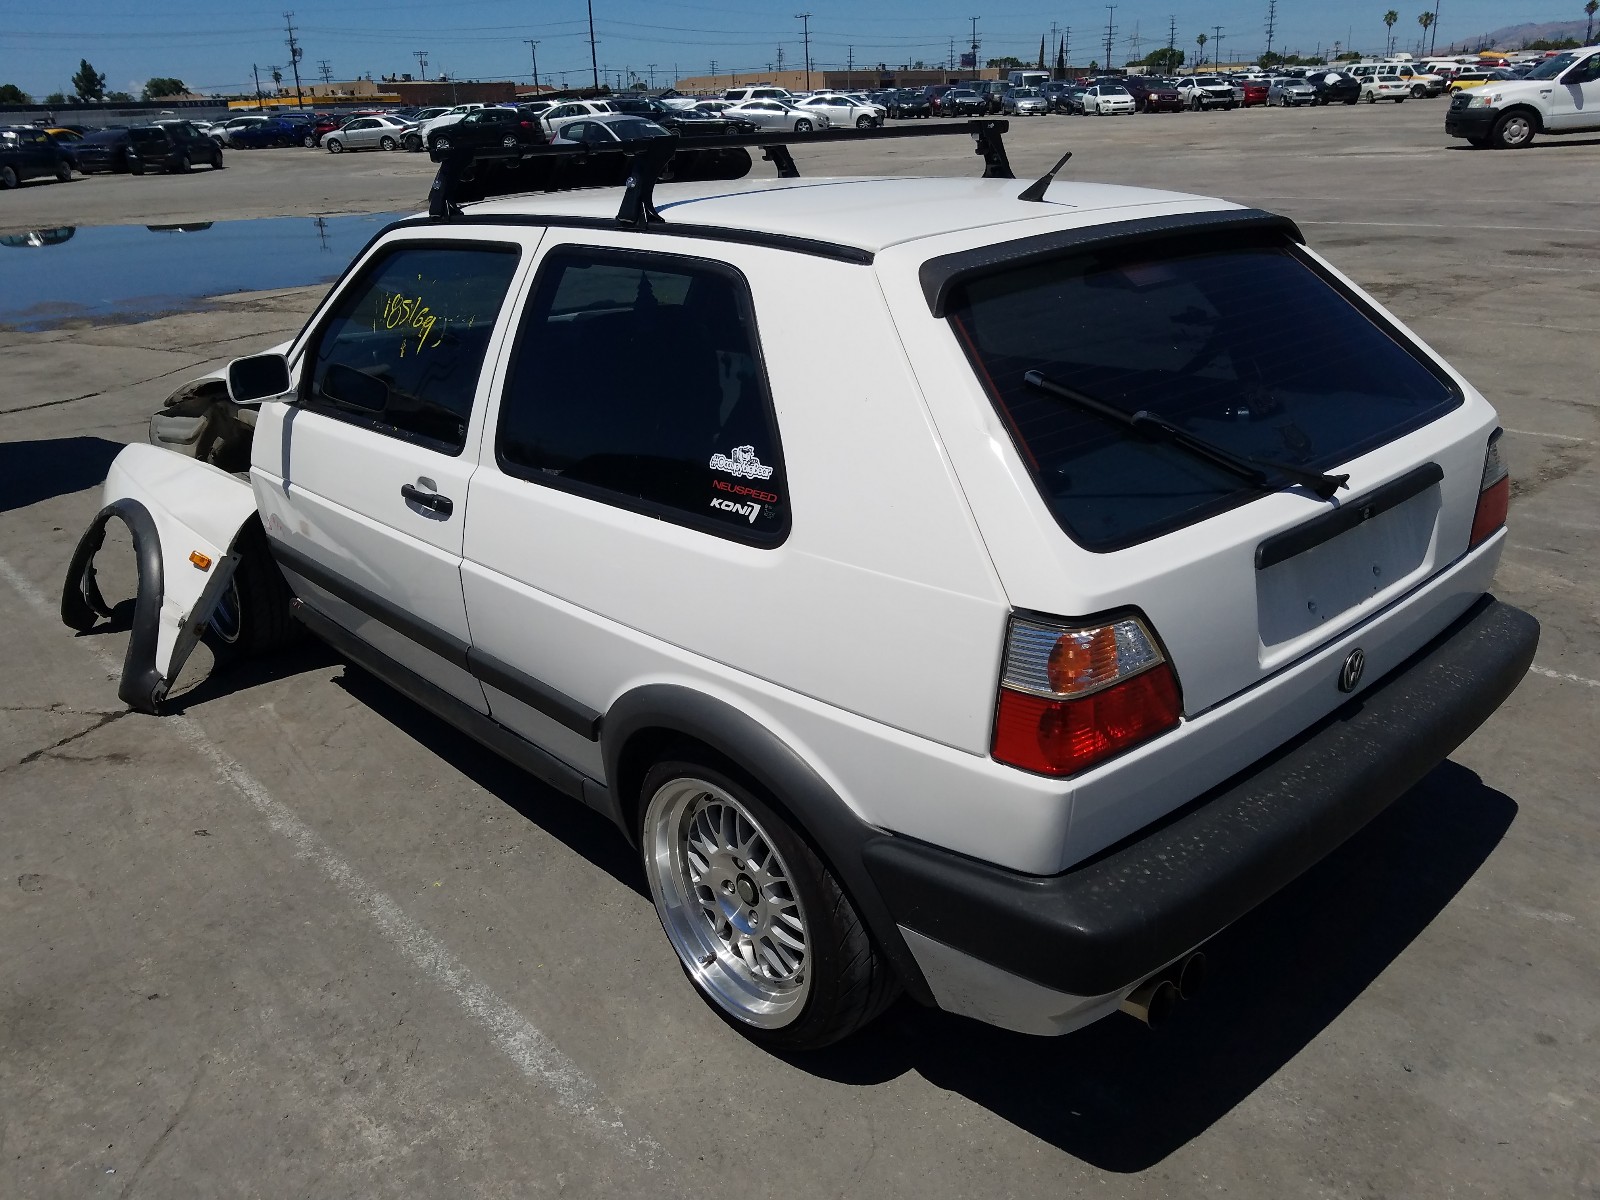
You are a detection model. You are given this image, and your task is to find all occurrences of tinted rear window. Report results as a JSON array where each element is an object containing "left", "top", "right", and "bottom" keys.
[
  {"left": 129, "top": 129, "right": 170, "bottom": 148},
  {"left": 948, "top": 232, "right": 1460, "bottom": 551}
]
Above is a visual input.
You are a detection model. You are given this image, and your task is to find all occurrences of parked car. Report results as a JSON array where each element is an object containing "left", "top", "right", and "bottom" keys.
[
  {"left": 1267, "top": 76, "right": 1319, "bottom": 106},
  {"left": 919, "top": 84, "right": 957, "bottom": 112},
  {"left": 1119, "top": 76, "right": 1183, "bottom": 112},
  {"left": 794, "top": 94, "right": 881, "bottom": 129},
  {"left": 83, "top": 124, "right": 1537, "bottom": 1053},
  {"left": 1176, "top": 75, "right": 1237, "bottom": 109},
  {"left": 1448, "top": 69, "right": 1517, "bottom": 93},
  {"left": 607, "top": 97, "right": 758, "bottom": 136},
  {"left": 721, "top": 85, "right": 792, "bottom": 103},
  {"left": 209, "top": 114, "right": 278, "bottom": 146},
  {"left": 1349, "top": 62, "right": 1446, "bottom": 97},
  {"left": 227, "top": 118, "right": 303, "bottom": 149},
  {"left": 416, "top": 103, "right": 489, "bottom": 145},
  {"left": 1361, "top": 75, "right": 1410, "bottom": 103},
  {"left": 885, "top": 89, "right": 932, "bottom": 119},
  {"left": 1446, "top": 45, "right": 1600, "bottom": 148},
  {"left": 1082, "top": 83, "right": 1137, "bottom": 115},
  {"left": 721, "top": 99, "right": 828, "bottom": 132},
  {"left": 325, "top": 115, "right": 415, "bottom": 153},
  {"left": 540, "top": 100, "right": 618, "bottom": 139},
  {"left": 426, "top": 106, "right": 545, "bottom": 153},
  {"left": 1308, "top": 69, "right": 1362, "bottom": 105},
  {"left": 1236, "top": 79, "right": 1269, "bottom": 107},
  {"left": 1056, "top": 82, "right": 1090, "bottom": 113},
  {"left": 72, "top": 128, "right": 141, "bottom": 174},
  {"left": 0, "top": 126, "right": 72, "bottom": 188},
  {"left": 938, "top": 89, "right": 988, "bottom": 117},
  {"left": 43, "top": 127, "right": 85, "bottom": 169},
  {"left": 126, "top": 123, "right": 226, "bottom": 171},
  {"left": 1001, "top": 87, "right": 1050, "bottom": 116}
]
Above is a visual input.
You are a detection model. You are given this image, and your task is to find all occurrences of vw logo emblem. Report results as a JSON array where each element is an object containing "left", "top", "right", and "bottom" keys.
[{"left": 1338, "top": 648, "right": 1366, "bottom": 693}]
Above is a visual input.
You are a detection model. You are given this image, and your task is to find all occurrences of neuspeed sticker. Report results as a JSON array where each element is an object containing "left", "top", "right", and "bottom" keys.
[
  {"left": 710, "top": 497, "right": 762, "bottom": 524},
  {"left": 712, "top": 479, "right": 778, "bottom": 504},
  {"left": 709, "top": 445, "right": 774, "bottom": 481}
]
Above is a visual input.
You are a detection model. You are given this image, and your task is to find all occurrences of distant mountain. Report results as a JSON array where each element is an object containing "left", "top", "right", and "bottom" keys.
[{"left": 1442, "top": 18, "right": 1592, "bottom": 52}]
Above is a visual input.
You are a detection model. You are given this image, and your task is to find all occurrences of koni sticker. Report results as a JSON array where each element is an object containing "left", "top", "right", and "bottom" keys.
[
  {"left": 709, "top": 445, "right": 774, "bottom": 481},
  {"left": 709, "top": 497, "right": 763, "bottom": 524}
]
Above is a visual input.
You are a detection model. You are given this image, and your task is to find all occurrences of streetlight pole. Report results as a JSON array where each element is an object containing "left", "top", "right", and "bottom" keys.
[
  {"left": 795, "top": 13, "right": 812, "bottom": 91},
  {"left": 969, "top": 16, "right": 980, "bottom": 70}
]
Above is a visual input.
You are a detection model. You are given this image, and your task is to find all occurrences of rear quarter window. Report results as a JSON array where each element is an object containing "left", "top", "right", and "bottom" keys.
[{"left": 947, "top": 230, "right": 1461, "bottom": 551}]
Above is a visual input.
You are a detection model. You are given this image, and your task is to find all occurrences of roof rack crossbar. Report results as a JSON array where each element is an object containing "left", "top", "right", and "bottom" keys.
[{"left": 427, "top": 120, "right": 1013, "bottom": 226}]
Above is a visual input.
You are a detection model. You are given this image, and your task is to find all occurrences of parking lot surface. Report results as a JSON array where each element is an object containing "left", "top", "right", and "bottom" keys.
[{"left": 3, "top": 102, "right": 1598, "bottom": 1198}]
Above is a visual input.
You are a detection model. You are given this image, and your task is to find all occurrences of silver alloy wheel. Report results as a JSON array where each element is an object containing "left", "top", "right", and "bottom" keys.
[
  {"left": 643, "top": 776, "right": 811, "bottom": 1028},
  {"left": 1500, "top": 114, "right": 1532, "bottom": 145}
]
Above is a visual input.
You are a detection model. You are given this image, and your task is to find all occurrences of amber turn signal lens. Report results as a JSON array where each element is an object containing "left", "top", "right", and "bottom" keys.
[
  {"left": 1046, "top": 625, "right": 1120, "bottom": 694},
  {"left": 189, "top": 551, "right": 212, "bottom": 570}
]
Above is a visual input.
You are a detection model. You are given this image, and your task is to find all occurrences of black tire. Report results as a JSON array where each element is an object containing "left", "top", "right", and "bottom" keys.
[
  {"left": 1412, "top": 84, "right": 1427, "bottom": 98},
  {"left": 433, "top": 134, "right": 451, "bottom": 150},
  {"left": 55, "top": 160, "right": 72, "bottom": 182},
  {"left": 0, "top": 164, "right": 17, "bottom": 189},
  {"left": 403, "top": 133, "right": 422, "bottom": 151},
  {"left": 130, "top": 159, "right": 145, "bottom": 175},
  {"left": 1490, "top": 109, "right": 1536, "bottom": 149},
  {"left": 212, "top": 148, "right": 225, "bottom": 169},
  {"left": 303, "top": 133, "right": 317, "bottom": 147},
  {"left": 326, "top": 137, "right": 343, "bottom": 153},
  {"left": 203, "top": 523, "right": 301, "bottom": 664},
  {"left": 639, "top": 758, "right": 900, "bottom": 1051},
  {"left": 1466, "top": 134, "right": 1490, "bottom": 148},
  {"left": 1364, "top": 92, "right": 1376, "bottom": 103},
  {"left": 793, "top": 118, "right": 813, "bottom": 132},
  {"left": 380, "top": 135, "right": 397, "bottom": 150},
  {"left": 1344, "top": 97, "right": 1359, "bottom": 105},
  {"left": 1395, "top": 97, "right": 1404, "bottom": 103},
  {"left": 175, "top": 154, "right": 192, "bottom": 174},
  {"left": 855, "top": 114, "right": 874, "bottom": 128}
]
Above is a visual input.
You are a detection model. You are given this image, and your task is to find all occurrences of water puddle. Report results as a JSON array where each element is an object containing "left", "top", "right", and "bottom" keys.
[{"left": 0, "top": 211, "right": 408, "bottom": 331}]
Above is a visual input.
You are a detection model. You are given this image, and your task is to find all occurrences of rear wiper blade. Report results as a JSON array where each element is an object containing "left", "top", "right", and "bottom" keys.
[{"left": 1022, "top": 370, "right": 1349, "bottom": 501}]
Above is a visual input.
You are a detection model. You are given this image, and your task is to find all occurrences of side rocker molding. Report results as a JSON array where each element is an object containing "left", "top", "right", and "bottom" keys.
[
  {"left": 601, "top": 684, "right": 933, "bottom": 1005},
  {"left": 60, "top": 498, "right": 168, "bottom": 713}
]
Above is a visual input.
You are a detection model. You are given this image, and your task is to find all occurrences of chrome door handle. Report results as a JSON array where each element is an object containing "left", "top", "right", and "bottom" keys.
[{"left": 400, "top": 483, "right": 453, "bottom": 516}]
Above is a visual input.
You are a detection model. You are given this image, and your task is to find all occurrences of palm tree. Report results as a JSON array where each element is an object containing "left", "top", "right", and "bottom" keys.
[
  {"left": 1586, "top": 0, "right": 1597, "bottom": 44},
  {"left": 1417, "top": 11, "right": 1434, "bottom": 55},
  {"left": 1196, "top": 32, "right": 1208, "bottom": 66},
  {"left": 1383, "top": 9, "right": 1399, "bottom": 56}
]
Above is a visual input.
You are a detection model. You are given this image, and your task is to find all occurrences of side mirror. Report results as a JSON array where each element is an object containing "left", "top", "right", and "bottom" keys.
[
  {"left": 226, "top": 352, "right": 292, "bottom": 404},
  {"left": 322, "top": 363, "right": 389, "bottom": 412}
]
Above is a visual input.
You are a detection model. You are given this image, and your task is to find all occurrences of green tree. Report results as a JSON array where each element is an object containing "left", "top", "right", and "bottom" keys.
[
  {"left": 141, "top": 77, "right": 187, "bottom": 100},
  {"left": 43, "top": 91, "right": 69, "bottom": 106},
  {"left": 1195, "top": 32, "right": 1208, "bottom": 66},
  {"left": 1585, "top": 0, "right": 1597, "bottom": 43},
  {"left": 1258, "top": 49, "right": 1285, "bottom": 65},
  {"left": 71, "top": 58, "right": 106, "bottom": 101},
  {"left": 1336, "top": 50, "right": 1363, "bottom": 60},
  {"left": 0, "top": 82, "right": 29, "bottom": 103},
  {"left": 1383, "top": 10, "right": 1400, "bottom": 56},
  {"left": 1417, "top": 10, "right": 1435, "bottom": 55},
  {"left": 986, "top": 55, "right": 1023, "bottom": 69},
  {"left": 1038, "top": 34, "right": 1047, "bottom": 68},
  {"left": 106, "top": 90, "right": 135, "bottom": 102},
  {"left": 1143, "top": 46, "right": 1185, "bottom": 71}
]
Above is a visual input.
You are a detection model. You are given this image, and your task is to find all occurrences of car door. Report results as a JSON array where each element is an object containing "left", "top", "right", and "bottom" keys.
[
  {"left": 251, "top": 231, "right": 537, "bottom": 709},
  {"left": 343, "top": 118, "right": 376, "bottom": 148},
  {"left": 1546, "top": 53, "right": 1600, "bottom": 130}
]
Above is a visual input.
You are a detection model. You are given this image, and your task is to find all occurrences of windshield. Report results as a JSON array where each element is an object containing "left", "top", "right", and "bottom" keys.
[
  {"left": 947, "top": 231, "right": 1460, "bottom": 551},
  {"left": 607, "top": 118, "right": 667, "bottom": 139},
  {"left": 1523, "top": 51, "right": 1580, "bottom": 80},
  {"left": 1195, "top": 76, "right": 1225, "bottom": 85}
]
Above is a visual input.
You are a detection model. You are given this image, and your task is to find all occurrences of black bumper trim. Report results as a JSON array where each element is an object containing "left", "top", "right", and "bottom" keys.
[
  {"left": 1445, "top": 107, "right": 1497, "bottom": 136},
  {"left": 863, "top": 596, "right": 1539, "bottom": 997}
]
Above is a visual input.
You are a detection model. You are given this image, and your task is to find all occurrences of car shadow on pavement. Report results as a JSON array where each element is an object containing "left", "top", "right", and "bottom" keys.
[
  {"left": 332, "top": 662, "right": 651, "bottom": 900},
  {"left": 0, "top": 436, "right": 124, "bottom": 513},
  {"left": 786, "top": 760, "right": 1516, "bottom": 1172}
]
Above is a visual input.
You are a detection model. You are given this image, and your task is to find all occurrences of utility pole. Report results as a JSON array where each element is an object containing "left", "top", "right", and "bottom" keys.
[
  {"left": 414, "top": 50, "right": 428, "bottom": 80},
  {"left": 1213, "top": 24, "right": 1224, "bottom": 69},
  {"left": 1168, "top": 13, "right": 1177, "bottom": 60},
  {"left": 283, "top": 12, "right": 305, "bottom": 109},
  {"left": 948, "top": 37, "right": 955, "bottom": 70},
  {"left": 1063, "top": 27, "right": 1071, "bottom": 69},
  {"left": 1430, "top": 0, "right": 1441, "bottom": 55},
  {"left": 586, "top": 0, "right": 600, "bottom": 89},
  {"left": 252, "top": 62, "right": 265, "bottom": 108},
  {"left": 648, "top": 63, "right": 656, "bottom": 87},
  {"left": 795, "top": 13, "right": 812, "bottom": 91},
  {"left": 710, "top": 58, "right": 718, "bottom": 81},
  {"left": 1103, "top": 5, "right": 1116, "bottom": 70},
  {"left": 847, "top": 45, "right": 854, "bottom": 74},
  {"left": 1129, "top": 19, "right": 1142, "bottom": 63},
  {"left": 317, "top": 58, "right": 332, "bottom": 85},
  {"left": 1263, "top": 0, "right": 1278, "bottom": 61},
  {"left": 968, "top": 15, "right": 980, "bottom": 69},
  {"left": 777, "top": 46, "right": 785, "bottom": 72},
  {"left": 524, "top": 40, "right": 540, "bottom": 90}
]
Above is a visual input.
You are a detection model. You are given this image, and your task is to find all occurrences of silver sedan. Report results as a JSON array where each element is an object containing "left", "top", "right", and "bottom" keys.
[
  {"left": 324, "top": 115, "right": 414, "bottom": 153},
  {"left": 721, "top": 99, "right": 831, "bottom": 132},
  {"left": 792, "top": 94, "right": 880, "bottom": 129},
  {"left": 1267, "top": 77, "right": 1318, "bottom": 106}
]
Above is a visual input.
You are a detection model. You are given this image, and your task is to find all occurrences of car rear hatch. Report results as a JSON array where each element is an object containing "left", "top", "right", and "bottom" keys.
[{"left": 926, "top": 213, "right": 1496, "bottom": 710}]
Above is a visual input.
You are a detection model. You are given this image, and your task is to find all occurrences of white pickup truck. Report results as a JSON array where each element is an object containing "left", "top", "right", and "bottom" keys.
[
  {"left": 1445, "top": 46, "right": 1600, "bottom": 148},
  {"left": 62, "top": 122, "right": 1538, "bottom": 1050}
]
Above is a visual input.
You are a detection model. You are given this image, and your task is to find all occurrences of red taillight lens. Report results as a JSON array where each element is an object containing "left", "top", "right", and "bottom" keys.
[
  {"left": 1469, "top": 430, "right": 1509, "bottom": 549},
  {"left": 992, "top": 614, "right": 1182, "bottom": 776},
  {"left": 994, "top": 669, "right": 1182, "bottom": 776}
]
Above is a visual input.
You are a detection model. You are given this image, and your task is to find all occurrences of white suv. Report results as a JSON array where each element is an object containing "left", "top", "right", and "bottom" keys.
[
  {"left": 66, "top": 126, "right": 1539, "bottom": 1050},
  {"left": 1446, "top": 46, "right": 1600, "bottom": 148}
]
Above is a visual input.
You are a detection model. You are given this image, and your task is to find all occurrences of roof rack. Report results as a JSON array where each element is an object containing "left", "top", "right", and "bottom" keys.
[{"left": 427, "top": 120, "right": 1014, "bottom": 227}]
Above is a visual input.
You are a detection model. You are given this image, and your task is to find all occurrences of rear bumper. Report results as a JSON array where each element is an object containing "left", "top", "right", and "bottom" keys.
[{"left": 866, "top": 596, "right": 1537, "bottom": 1028}]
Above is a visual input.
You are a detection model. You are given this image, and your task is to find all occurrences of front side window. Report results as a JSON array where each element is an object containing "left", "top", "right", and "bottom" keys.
[
  {"left": 304, "top": 242, "right": 520, "bottom": 454},
  {"left": 497, "top": 247, "right": 786, "bottom": 543},
  {"left": 947, "top": 231, "right": 1460, "bottom": 551}
]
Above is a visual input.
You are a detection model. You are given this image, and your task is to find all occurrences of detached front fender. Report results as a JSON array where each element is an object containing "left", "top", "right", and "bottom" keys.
[{"left": 61, "top": 444, "right": 260, "bottom": 712}]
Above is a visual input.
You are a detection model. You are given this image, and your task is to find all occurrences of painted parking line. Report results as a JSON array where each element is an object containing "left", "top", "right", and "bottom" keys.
[
  {"left": 1528, "top": 665, "right": 1600, "bottom": 690},
  {"left": 0, "top": 554, "right": 669, "bottom": 1174}
]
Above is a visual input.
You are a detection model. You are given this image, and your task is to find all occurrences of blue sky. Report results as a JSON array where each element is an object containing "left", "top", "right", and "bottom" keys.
[{"left": 1, "top": 0, "right": 1562, "bottom": 96}]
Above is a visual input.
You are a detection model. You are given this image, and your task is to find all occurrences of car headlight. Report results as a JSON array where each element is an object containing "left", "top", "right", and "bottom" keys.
[{"left": 1470, "top": 92, "right": 1500, "bottom": 107}]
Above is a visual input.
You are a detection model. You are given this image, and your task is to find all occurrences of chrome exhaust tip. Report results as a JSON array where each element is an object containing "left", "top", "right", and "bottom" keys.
[
  {"left": 1119, "top": 976, "right": 1178, "bottom": 1028},
  {"left": 1176, "top": 951, "right": 1207, "bottom": 1001}
]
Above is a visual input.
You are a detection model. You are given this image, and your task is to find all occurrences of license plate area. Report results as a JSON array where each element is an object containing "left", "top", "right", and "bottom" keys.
[{"left": 1255, "top": 465, "right": 1443, "bottom": 655}]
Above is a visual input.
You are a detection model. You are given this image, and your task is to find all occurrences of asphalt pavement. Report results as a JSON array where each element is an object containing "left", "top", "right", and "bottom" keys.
[{"left": 2, "top": 100, "right": 1597, "bottom": 1199}]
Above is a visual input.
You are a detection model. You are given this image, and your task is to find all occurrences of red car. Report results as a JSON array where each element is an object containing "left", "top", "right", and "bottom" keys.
[
  {"left": 1237, "top": 80, "right": 1269, "bottom": 107},
  {"left": 301, "top": 114, "right": 344, "bottom": 147}
]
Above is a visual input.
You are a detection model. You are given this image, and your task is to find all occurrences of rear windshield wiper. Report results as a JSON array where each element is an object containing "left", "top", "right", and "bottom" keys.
[{"left": 1022, "top": 370, "right": 1349, "bottom": 501}]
